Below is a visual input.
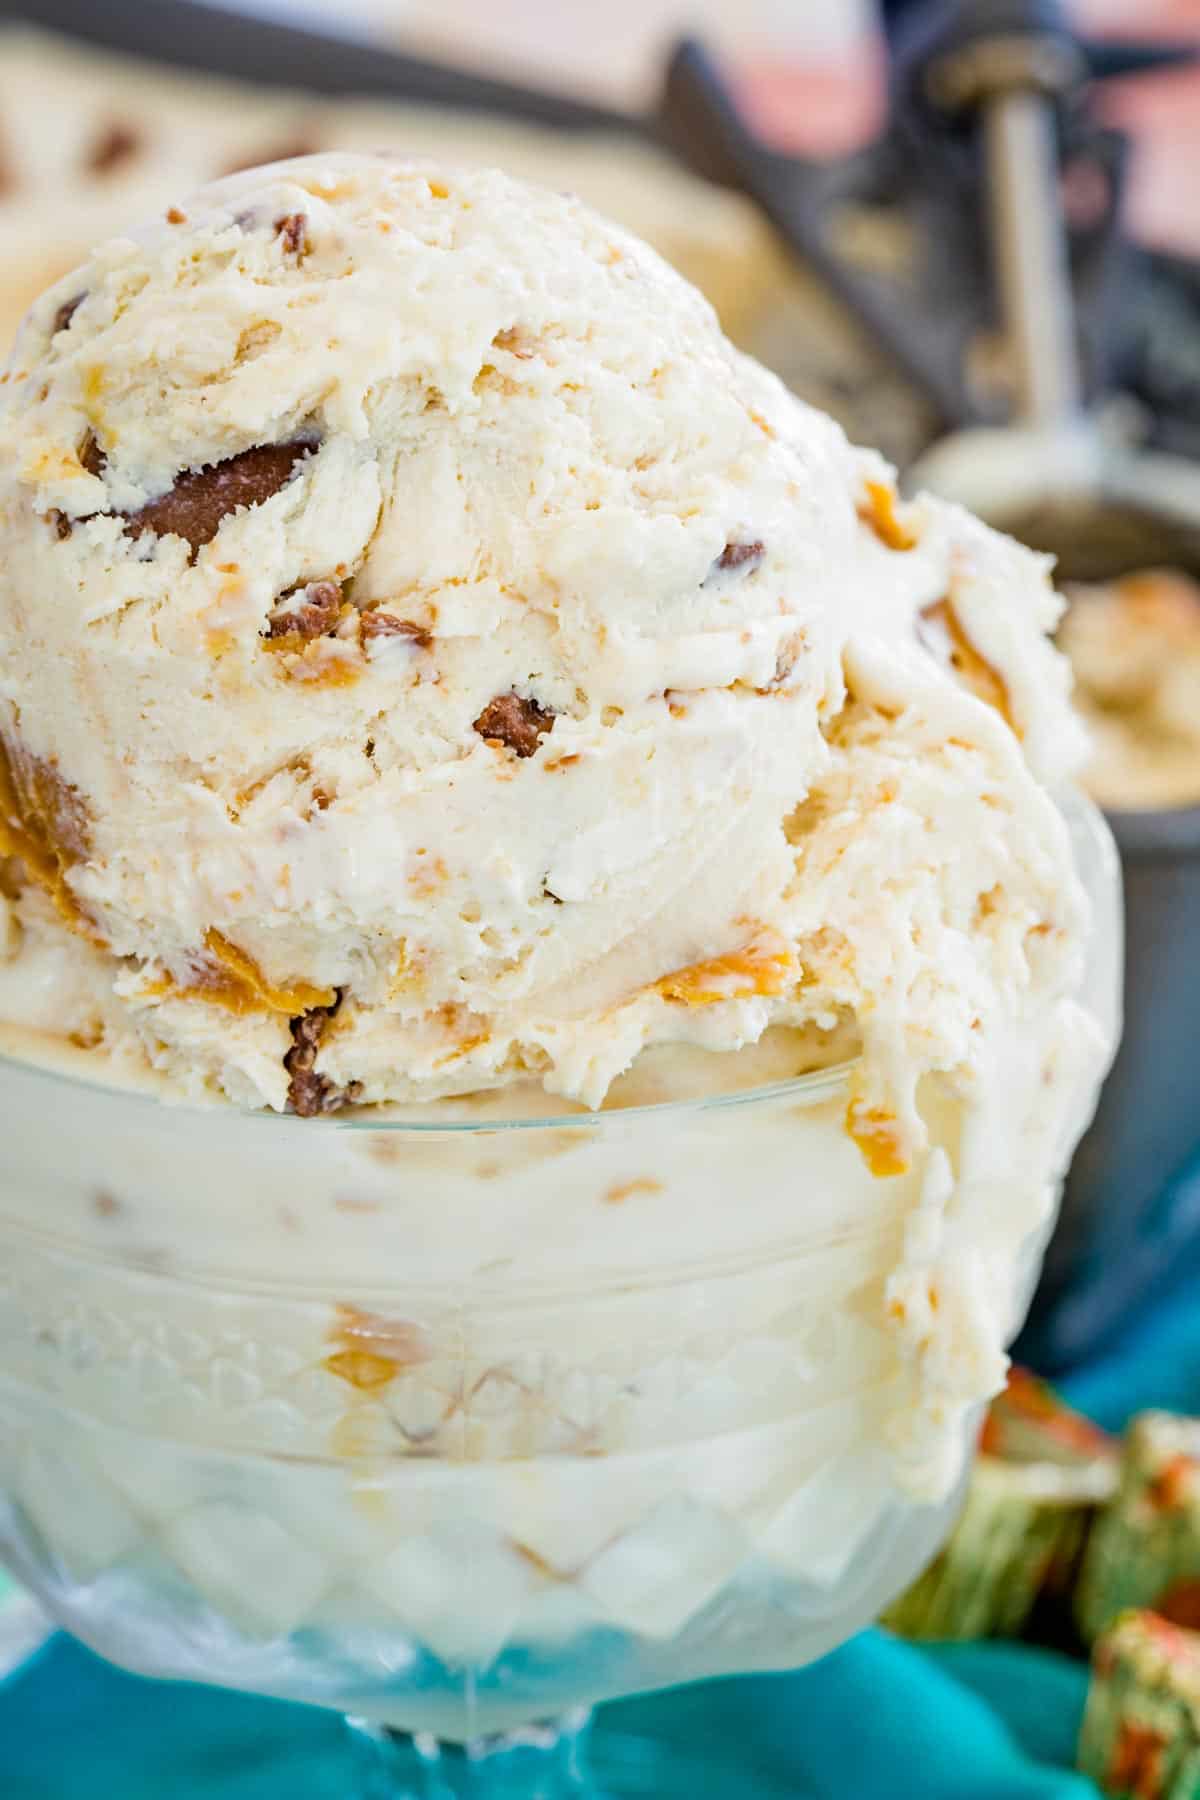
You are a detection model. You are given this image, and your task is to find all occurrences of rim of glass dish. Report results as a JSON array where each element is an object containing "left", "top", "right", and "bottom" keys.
[{"left": 0, "top": 1039, "right": 858, "bottom": 1133}]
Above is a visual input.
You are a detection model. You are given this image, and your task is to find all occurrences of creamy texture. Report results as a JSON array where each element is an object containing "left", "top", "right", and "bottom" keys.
[
  {"left": 0, "top": 154, "right": 1092, "bottom": 1176},
  {"left": 1060, "top": 569, "right": 1200, "bottom": 812}
]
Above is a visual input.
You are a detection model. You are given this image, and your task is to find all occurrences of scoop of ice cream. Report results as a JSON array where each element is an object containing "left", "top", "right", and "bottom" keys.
[
  {"left": 1061, "top": 569, "right": 1200, "bottom": 812},
  {"left": 0, "top": 152, "right": 1091, "bottom": 1145}
]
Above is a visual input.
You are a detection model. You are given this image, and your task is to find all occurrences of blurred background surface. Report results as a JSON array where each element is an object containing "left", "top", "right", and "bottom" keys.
[{"left": 234, "top": 0, "right": 1200, "bottom": 244}]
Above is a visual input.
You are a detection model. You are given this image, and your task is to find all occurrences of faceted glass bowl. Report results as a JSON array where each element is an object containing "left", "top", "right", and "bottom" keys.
[{"left": 0, "top": 793, "right": 1120, "bottom": 1791}]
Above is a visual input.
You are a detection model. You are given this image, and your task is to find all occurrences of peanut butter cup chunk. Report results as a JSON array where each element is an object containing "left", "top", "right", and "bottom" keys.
[
  {"left": 171, "top": 930, "right": 334, "bottom": 1017},
  {"left": 285, "top": 992, "right": 361, "bottom": 1117},
  {"left": 274, "top": 212, "right": 310, "bottom": 258},
  {"left": 473, "top": 693, "right": 556, "bottom": 758},
  {"left": 264, "top": 579, "right": 343, "bottom": 642},
  {"left": 1, "top": 741, "right": 90, "bottom": 864},
  {"left": 361, "top": 612, "right": 431, "bottom": 648},
  {"left": 0, "top": 736, "right": 93, "bottom": 932},
  {"left": 714, "top": 539, "right": 765, "bottom": 574},
  {"left": 122, "top": 438, "right": 317, "bottom": 558},
  {"left": 78, "top": 429, "right": 106, "bottom": 478},
  {"left": 52, "top": 295, "right": 84, "bottom": 337}
]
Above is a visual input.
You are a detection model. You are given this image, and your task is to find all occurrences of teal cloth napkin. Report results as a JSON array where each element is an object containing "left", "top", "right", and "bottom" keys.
[
  {"left": 0, "top": 1632, "right": 1098, "bottom": 1798},
  {"left": 5, "top": 1274, "right": 1200, "bottom": 1797}
]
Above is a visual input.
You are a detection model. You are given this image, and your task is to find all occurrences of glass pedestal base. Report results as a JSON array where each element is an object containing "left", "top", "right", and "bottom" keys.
[
  {"left": 346, "top": 1696, "right": 809, "bottom": 1798},
  {"left": 348, "top": 1711, "right": 594, "bottom": 1798}
]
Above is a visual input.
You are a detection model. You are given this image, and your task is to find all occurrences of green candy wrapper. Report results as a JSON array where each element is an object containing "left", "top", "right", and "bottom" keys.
[
  {"left": 885, "top": 1368, "right": 1117, "bottom": 1642},
  {"left": 1078, "top": 1412, "right": 1200, "bottom": 1646},
  {"left": 1078, "top": 1609, "right": 1200, "bottom": 1799}
]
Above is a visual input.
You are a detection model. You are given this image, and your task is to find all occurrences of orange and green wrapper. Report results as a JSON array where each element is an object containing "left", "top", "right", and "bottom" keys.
[
  {"left": 886, "top": 1367, "right": 1117, "bottom": 1642},
  {"left": 1078, "top": 1412, "right": 1200, "bottom": 1646},
  {"left": 1078, "top": 1609, "right": 1200, "bottom": 1799}
]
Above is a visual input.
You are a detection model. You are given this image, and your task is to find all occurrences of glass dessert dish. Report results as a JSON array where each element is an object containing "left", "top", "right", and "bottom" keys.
[{"left": 0, "top": 793, "right": 1120, "bottom": 1796}]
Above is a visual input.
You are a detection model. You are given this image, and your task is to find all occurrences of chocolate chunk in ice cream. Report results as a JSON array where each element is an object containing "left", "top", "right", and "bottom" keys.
[
  {"left": 122, "top": 438, "right": 317, "bottom": 558},
  {"left": 274, "top": 212, "right": 310, "bottom": 258},
  {"left": 360, "top": 612, "right": 431, "bottom": 648},
  {"left": 52, "top": 295, "right": 84, "bottom": 337},
  {"left": 78, "top": 430, "right": 106, "bottom": 478},
  {"left": 715, "top": 539, "right": 765, "bottom": 574},
  {"left": 264, "top": 579, "right": 343, "bottom": 642},
  {"left": 473, "top": 693, "right": 556, "bottom": 758},
  {"left": 284, "top": 993, "right": 362, "bottom": 1118}
]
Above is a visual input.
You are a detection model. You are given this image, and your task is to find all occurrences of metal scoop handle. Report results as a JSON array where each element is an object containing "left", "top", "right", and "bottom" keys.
[{"left": 986, "top": 84, "right": 1080, "bottom": 427}]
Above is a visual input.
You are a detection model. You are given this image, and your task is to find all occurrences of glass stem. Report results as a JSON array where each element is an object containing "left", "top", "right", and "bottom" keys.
[{"left": 347, "top": 1708, "right": 595, "bottom": 1798}]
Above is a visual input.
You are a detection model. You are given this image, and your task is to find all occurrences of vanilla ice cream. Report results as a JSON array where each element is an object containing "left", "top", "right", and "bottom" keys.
[
  {"left": 1060, "top": 568, "right": 1200, "bottom": 812},
  {"left": 0, "top": 155, "right": 1118, "bottom": 1730},
  {"left": 0, "top": 155, "right": 1091, "bottom": 1141}
]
